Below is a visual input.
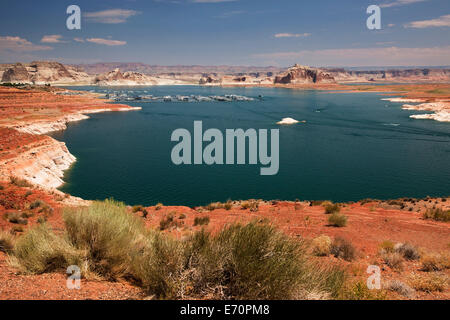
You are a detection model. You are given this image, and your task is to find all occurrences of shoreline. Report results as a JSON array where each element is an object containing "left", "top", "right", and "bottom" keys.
[{"left": 0, "top": 83, "right": 448, "bottom": 201}]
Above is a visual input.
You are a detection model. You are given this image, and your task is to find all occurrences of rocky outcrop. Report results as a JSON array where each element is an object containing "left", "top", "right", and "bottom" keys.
[
  {"left": 1, "top": 61, "right": 92, "bottom": 84},
  {"left": 1, "top": 63, "right": 30, "bottom": 83},
  {"left": 329, "top": 68, "right": 450, "bottom": 83},
  {"left": 274, "top": 64, "right": 335, "bottom": 84},
  {"left": 94, "top": 68, "right": 159, "bottom": 86}
]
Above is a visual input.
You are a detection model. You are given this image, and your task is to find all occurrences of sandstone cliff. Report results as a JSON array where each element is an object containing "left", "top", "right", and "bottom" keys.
[{"left": 274, "top": 64, "right": 335, "bottom": 84}]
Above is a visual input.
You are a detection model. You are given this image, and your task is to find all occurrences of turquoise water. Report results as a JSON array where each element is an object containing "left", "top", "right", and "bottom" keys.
[{"left": 52, "top": 86, "right": 450, "bottom": 207}]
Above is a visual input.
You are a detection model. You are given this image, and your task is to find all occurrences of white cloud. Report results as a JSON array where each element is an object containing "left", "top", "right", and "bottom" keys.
[
  {"left": 84, "top": 9, "right": 140, "bottom": 24},
  {"left": 274, "top": 33, "right": 311, "bottom": 38},
  {"left": 0, "top": 36, "right": 52, "bottom": 52},
  {"left": 41, "top": 35, "right": 64, "bottom": 43},
  {"left": 379, "top": 0, "right": 428, "bottom": 8},
  {"left": 252, "top": 46, "right": 450, "bottom": 67},
  {"left": 86, "top": 38, "right": 127, "bottom": 46},
  {"left": 404, "top": 14, "right": 450, "bottom": 28}
]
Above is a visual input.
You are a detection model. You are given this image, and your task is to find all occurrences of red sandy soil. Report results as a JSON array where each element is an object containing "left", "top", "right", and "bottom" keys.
[{"left": 0, "top": 86, "right": 133, "bottom": 126}]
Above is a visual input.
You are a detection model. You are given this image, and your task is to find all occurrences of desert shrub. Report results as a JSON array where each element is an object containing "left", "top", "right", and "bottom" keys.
[
  {"left": 132, "top": 205, "right": 144, "bottom": 213},
  {"left": 311, "top": 235, "right": 332, "bottom": 256},
  {"left": 328, "top": 213, "right": 347, "bottom": 227},
  {"left": 205, "top": 202, "right": 223, "bottom": 211},
  {"left": 185, "top": 222, "right": 346, "bottom": 300},
  {"left": 160, "top": 212, "right": 182, "bottom": 230},
  {"left": 310, "top": 200, "right": 326, "bottom": 206},
  {"left": 323, "top": 202, "right": 340, "bottom": 214},
  {"left": 142, "top": 209, "right": 148, "bottom": 219},
  {"left": 4, "top": 212, "right": 28, "bottom": 225},
  {"left": 385, "top": 280, "right": 415, "bottom": 298},
  {"left": 395, "top": 243, "right": 420, "bottom": 260},
  {"left": 155, "top": 203, "right": 163, "bottom": 210},
  {"left": 0, "top": 230, "right": 14, "bottom": 254},
  {"left": 178, "top": 213, "right": 186, "bottom": 220},
  {"left": 240, "top": 200, "right": 259, "bottom": 212},
  {"left": 224, "top": 200, "right": 232, "bottom": 211},
  {"left": 131, "top": 231, "right": 186, "bottom": 298},
  {"left": 30, "top": 199, "right": 45, "bottom": 210},
  {"left": 11, "top": 224, "right": 80, "bottom": 274},
  {"left": 193, "top": 216, "right": 210, "bottom": 227},
  {"left": 379, "top": 240, "right": 395, "bottom": 253},
  {"left": 382, "top": 252, "right": 404, "bottom": 271},
  {"left": 423, "top": 208, "right": 450, "bottom": 222},
  {"left": 330, "top": 237, "right": 355, "bottom": 261},
  {"left": 409, "top": 273, "right": 448, "bottom": 292},
  {"left": 420, "top": 252, "right": 450, "bottom": 271},
  {"left": 63, "top": 199, "right": 145, "bottom": 279},
  {"left": 339, "top": 281, "right": 386, "bottom": 300},
  {"left": 9, "top": 176, "right": 32, "bottom": 188}
]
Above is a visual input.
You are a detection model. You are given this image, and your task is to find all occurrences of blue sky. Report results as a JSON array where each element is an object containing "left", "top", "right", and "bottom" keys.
[{"left": 0, "top": 0, "right": 449, "bottom": 66}]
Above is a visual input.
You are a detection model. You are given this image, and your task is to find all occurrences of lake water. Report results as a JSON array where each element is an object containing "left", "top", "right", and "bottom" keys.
[{"left": 52, "top": 86, "right": 450, "bottom": 207}]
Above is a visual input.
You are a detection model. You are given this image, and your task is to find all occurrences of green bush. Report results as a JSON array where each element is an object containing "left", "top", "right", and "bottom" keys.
[
  {"left": 328, "top": 213, "right": 347, "bottom": 227},
  {"left": 63, "top": 199, "right": 145, "bottom": 279},
  {"left": 11, "top": 224, "right": 80, "bottom": 274}
]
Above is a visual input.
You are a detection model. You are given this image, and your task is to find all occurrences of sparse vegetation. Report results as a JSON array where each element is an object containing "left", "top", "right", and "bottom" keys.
[
  {"left": 7, "top": 200, "right": 349, "bottom": 300},
  {"left": 385, "top": 280, "right": 415, "bottom": 298},
  {"left": 420, "top": 252, "right": 450, "bottom": 272},
  {"left": 159, "top": 212, "right": 182, "bottom": 231},
  {"left": 9, "top": 176, "right": 32, "bottom": 188},
  {"left": 409, "top": 273, "right": 448, "bottom": 292},
  {"left": 193, "top": 216, "right": 210, "bottom": 226},
  {"left": 330, "top": 237, "right": 355, "bottom": 261},
  {"left": 395, "top": 243, "right": 420, "bottom": 261},
  {"left": 241, "top": 200, "right": 259, "bottom": 212},
  {"left": 0, "top": 230, "right": 14, "bottom": 254},
  {"left": 4, "top": 212, "right": 28, "bottom": 225},
  {"left": 311, "top": 235, "right": 332, "bottom": 256},
  {"left": 423, "top": 208, "right": 450, "bottom": 222},
  {"left": 323, "top": 201, "right": 340, "bottom": 214},
  {"left": 155, "top": 203, "right": 163, "bottom": 210},
  {"left": 339, "top": 281, "right": 386, "bottom": 300},
  {"left": 328, "top": 213, "right": 347, "bottom": 227},
  {"left": 382, "top": 252, "right": 404, "bottom": 271}
]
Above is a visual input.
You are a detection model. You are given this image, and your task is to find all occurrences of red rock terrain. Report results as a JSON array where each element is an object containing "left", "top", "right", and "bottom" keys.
[{"left": 0, "top": 85, "right": 448, "bottom": 300}]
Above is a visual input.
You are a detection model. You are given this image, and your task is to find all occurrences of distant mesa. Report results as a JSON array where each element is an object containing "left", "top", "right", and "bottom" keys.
[{"left": 274, "top": 64, "right": 336, "bottom": 84}]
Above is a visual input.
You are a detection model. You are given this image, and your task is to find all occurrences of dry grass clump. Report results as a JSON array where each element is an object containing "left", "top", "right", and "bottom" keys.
[
  {"left": 379, "top": 240, "right": 395, "bottom": 253},
  {"left": 9, "top": 176, "right": 32, "bottom": 188},
  {"left": 385, "top": 280, "right": 415, "bottom": 299},
  {"left": 63, "top": 199, "right": 146, "bottom": 279},
  {"left": 0, "top": 230, "right": 15, "bottom": 254},
  {"left": 327, "top": 213, "right": 347, "bottom": 227},
  {"left": 241, "top": 200, "right": 259, "bottom": 212},
  {"left": 330, "top": 237, "right": 355, "bottom": 261},
  {"left": 159, "top": 212, "right": 183, "bottom": 231},
  {"left": 182, "top": 222, "right": 346, "bottom": 300},
  {"left": 323, "top": 201, "right": 340, "bottom": 214},
  {"left": 155, "top": 203, "right": 163, "bottom": 211},
  {"left": 8, "top": 200, "right": 349, "bottom": 300},
  {"left": 422, "top": 208, "right": 450, "bottom": 222},
  {"left": 10, "top": 224, "right": 81, "bottom": 274},
  {"left": 420, "top": 252, "right": 450, "bottom": 272},
  {"left": 382, "top": 252, "right": 404, "bottom": 271},
  {"left": 193, "top": 216, "right": 210, "bottom": 226},
  {"left": 338, "top": 281, "right": 386, "bottom": 300},
  {"left": 395, "top": 243, "right": 420, "bottom": 261},
  {"left": 409, "top": 273, "right": 448, "bottom": 292},
  {"left": 4, "top": 212, "right": 28, "bottom": 225},
  {"left": 311, "top": 235, "right": 332, "bottom": 256}
]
